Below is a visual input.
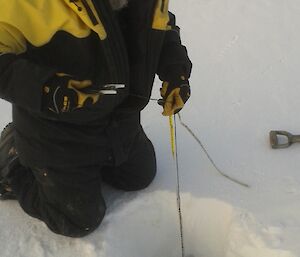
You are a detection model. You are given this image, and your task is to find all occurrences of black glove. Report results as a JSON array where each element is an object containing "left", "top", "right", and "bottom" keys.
[
  {"left": 42, "top": 74, "right": 101, "bottom": 113},
  {"left": 160, "top": 75, "right": 191, "bottom": 116}
]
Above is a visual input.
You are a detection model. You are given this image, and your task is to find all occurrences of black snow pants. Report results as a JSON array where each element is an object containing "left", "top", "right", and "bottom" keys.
[{"left": 9, "top": 128, "right": 156, "bottom": 237}]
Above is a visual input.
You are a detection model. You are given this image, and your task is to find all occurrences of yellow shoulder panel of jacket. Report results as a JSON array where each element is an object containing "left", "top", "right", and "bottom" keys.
[
  {"left": 63, "top": 0, "right": 107, "bottom": 40},
  {"left": 0, "top": 23, "right": 26, "bottom": 54},
  {"left": 152, "top": 0, "right": 170, "bottom": 30},
  {"left": 0, "top": 0, "right": 107, "bottom": 54}
]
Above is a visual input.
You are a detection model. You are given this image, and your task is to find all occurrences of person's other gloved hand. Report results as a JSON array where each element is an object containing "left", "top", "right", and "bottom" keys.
[
  {"left": 42, "top": 73, "right": 101, "bottom": 114},
  {"left": 160, "top": 75, "right": 191, "bottom": 116}
]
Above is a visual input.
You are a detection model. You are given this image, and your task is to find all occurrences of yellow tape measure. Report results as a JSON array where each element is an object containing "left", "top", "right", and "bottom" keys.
[{"left": 169, "top": 115, "right": 175, "bottom": 158}]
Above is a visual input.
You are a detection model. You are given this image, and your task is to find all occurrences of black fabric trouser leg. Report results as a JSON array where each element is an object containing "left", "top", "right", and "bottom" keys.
[
  {"left": 9, "top": 129, "right": 156, "bottom": 238},
  {"left": 10, "top": 164, "right": 106, "bottom": 238},
  {"left": 101, "top": 129, "right": 157, "bottom": 191}
]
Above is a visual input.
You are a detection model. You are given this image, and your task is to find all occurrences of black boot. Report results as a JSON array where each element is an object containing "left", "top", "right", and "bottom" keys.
[{"left": 0, "top": 123, "right": 18, "bottom": 200}]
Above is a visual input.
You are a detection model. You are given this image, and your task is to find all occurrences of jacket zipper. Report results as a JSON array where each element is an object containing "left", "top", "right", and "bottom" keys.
[{"left": 91, "top": 0, "right": 129, "bottom": 84}]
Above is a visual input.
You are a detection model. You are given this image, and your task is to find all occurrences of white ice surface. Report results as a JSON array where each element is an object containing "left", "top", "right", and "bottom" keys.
[{"left": 1, "top": 0, "right": 300, "bottom": 256}]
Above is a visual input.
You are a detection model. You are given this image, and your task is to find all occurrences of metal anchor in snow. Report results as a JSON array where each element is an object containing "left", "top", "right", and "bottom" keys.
[{"left": 270, "top": 130, "right": 300, "bottom": 149}]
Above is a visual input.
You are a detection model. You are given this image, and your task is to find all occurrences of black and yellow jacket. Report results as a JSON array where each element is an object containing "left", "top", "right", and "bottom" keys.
[{"left": 0, "top": 0, "right": 192, "bottom": 167}]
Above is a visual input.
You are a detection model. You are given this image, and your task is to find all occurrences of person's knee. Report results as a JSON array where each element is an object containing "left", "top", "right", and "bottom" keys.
[
  {"left": 103, "top": 153, "right": 156, "bottom": 192},
  {"left": 133, "top": 167, "right": 156, "bottom": 190},
  {"left": 46, "top": 200, "right": 106, "bottom": 238},
  {"left": 72, "top": 208, "right": 106, "bottom": 238},
  {"left": 141, "top": 138, "right": 157, "bottom": 187},
  {"left": 125, "top": 163, "right": 156, "bottom": 191},
  {"left": 102, "top": 130, "right": 157, "bottom": 191},
  {"left": 123, "top": 141, "right": 157, "bottom": 191},
  {"left": 128, "top": 135, "right": 157, "bottom": 190}
]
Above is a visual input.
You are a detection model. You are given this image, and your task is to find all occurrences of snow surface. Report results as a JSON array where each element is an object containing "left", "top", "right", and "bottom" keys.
[{"left": 1, "top": 0, "right": 300, "bottom": 256}]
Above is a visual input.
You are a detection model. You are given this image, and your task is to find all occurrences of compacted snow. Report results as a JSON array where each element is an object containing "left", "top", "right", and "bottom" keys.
[{"left": 1, "top": 0, "right": 300, "bottom": 256}]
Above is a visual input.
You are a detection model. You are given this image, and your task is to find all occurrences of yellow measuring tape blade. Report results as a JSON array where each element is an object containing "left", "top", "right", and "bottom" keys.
[{"left": 169, "top": 115, "right": 176, "bottom": 158}]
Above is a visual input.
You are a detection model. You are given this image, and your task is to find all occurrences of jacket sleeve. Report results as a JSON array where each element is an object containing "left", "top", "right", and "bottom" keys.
[
  {"left": 0, "top": 23, "right": 56, "bottom": 111},
  {"left": 157, "top": 12, "right": 192, "bottom": 81}
]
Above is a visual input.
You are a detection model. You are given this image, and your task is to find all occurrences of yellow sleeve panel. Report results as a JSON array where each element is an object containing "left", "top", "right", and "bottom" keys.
[
  {"left": 152, "top": 0, "right": 170, "bottom": 30},
  {"left": 0, "top": 23, "right": 26, "bottom": 54},
  {"left": 0, "top": 0, "right": 107, "bottom": 54}
]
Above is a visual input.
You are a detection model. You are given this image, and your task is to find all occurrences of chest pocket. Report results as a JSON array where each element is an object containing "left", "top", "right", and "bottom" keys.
[{"left": 152, "top": 0, "right": 170, "bottom": 30}]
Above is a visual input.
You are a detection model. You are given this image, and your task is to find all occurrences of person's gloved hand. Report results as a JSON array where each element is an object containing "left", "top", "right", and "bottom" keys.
[
  {"left": 160, "top": 75, "right": 191, "bottom": 116},
  {"left": 42, "top": 73, "right": 101, "bottom": 113}
]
